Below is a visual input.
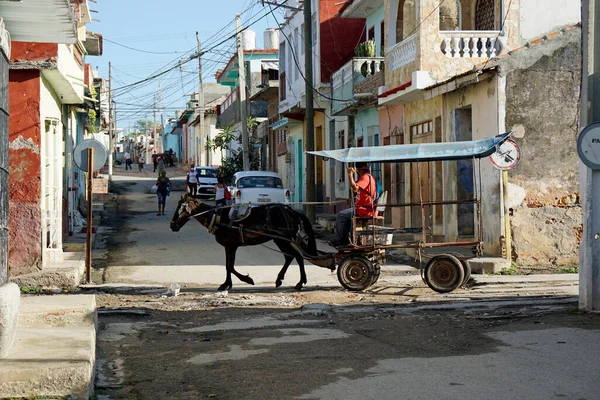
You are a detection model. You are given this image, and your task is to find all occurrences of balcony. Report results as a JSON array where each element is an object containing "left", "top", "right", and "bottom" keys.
[
  {"left": 331, "top": 57, "right": 384, "bottom": 116},
  {"left": 217, "top": 89, "right": 268, "bottom": 128},
  {"left": 388, "top": 34, "right": 417, "bottom": 72},
  {"left": 40, "top": 44, "right": 84, "bottom": 104},
  {"left": 439, "top": 31, "right": 502, "bottom": 58}
]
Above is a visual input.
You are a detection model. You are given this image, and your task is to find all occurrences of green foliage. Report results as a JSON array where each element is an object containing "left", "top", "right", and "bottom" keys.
[
  {"left": 206, "top": 121, "right": 261, "bottom": 183},
  {"left": 355, "top": 40, "right": 376, "bottom": 57},
  {"left": 557, "top": 266, "right": 578, "bottom": 274},
  {"left": 87, "top": 109, "right": 97, "bottom": 133},
  {"left": 500, "top": 267, "right": 519, "bottom": 275}
]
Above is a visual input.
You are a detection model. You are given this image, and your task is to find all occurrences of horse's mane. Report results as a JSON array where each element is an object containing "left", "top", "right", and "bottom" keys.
[{"left": 280, "top": 205, "right": 318, "bottom": 257}]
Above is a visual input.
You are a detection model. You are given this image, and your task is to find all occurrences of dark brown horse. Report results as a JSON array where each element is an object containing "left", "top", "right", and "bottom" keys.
[{"left": 170, "top": 194, "right": 319, "bottom": 291}]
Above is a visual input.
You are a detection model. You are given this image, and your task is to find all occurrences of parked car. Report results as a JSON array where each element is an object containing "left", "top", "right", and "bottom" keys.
[
  {"left": 195, "top": 166, "right": 218, "bottom": 198},
  {"left": 231, "top": 171, "right": 291, "bottom": 204}
]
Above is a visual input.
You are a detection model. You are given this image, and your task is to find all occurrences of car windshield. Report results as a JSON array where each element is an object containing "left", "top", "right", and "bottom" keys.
[
  {"left": 196, "top": 168, "right": 216, "bottom": 178},
  {"left": 238, "top": 176, "right": 283, "bottom": 189}
]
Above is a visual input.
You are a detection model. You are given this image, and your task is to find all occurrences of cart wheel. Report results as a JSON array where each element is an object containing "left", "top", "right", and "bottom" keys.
[
  {"left": 424, "top": 254, "right": 465, "bottom": 293},
  {"left": 370, "top": 264, "right": 381, "bottom": 286},
  {"left": 461, "top": 259, "right": 472, "bottom": 286},
  {"left": 337, "top": 256, "right": 378, "bottom": 291},
  {"left": 448, "top": 252, "right": 472, "bottom": 287}
]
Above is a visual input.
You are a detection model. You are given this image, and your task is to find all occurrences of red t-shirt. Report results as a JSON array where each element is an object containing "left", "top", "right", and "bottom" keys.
[{"left": 355, "top": 173, "right": 376, "bottom": 217}]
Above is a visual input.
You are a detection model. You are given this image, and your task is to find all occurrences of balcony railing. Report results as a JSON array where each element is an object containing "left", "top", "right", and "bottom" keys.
[
  {"left": 439, "top": 31, "right": 502, "bottom": 58},
  {"left": 389, "top": 34, "right": 417, "bottom": 72},
  {"left": 332, "top": 57, "right": 384, "bottom": 116}
]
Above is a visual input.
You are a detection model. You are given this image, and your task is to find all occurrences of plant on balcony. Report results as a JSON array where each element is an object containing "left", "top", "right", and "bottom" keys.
[{"left": 355, "top": 40, "right": 376, "bottom": 58}]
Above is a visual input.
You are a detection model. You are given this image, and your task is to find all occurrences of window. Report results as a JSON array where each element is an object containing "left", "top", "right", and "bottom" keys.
[
  {"left": 475, "top": 0, "right": 495, "bottom": 31},
  {"left": 410, "top": 120, "right": 433, "bottom": 138},
  {"left": 238, "top": 176, "right": 283, "bottom": 189},
  {"left": 300, "top": 23, "right": 305, "bottom": 55},
  {"left": 196, "top": 168, "right": 217, "bottom": 178},
  {"left": 368, "top": 26, "right": 375, "bottom": 41},
  {"left": 294, "top": 28, "right": 300, "bottom": 81},
  {"left": 380, "top": 21, "right": 385, "bottom": 54}
]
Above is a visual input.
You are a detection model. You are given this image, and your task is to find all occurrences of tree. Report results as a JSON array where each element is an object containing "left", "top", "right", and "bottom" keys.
[{"left": 205, "top": 119, "right": 261, "bottom": 183}]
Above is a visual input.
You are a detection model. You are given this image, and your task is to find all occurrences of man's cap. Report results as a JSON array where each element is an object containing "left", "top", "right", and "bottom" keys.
[{"left": 356, "top": 162, "right": 369, "bottom": 170}]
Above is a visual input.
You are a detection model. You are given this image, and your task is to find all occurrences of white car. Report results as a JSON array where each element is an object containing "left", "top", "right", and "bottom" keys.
[
  {"left": 231, "top": 171, "right": 291, "bottom": 204},
  {"left": 195, "top": 166, "right": 218, "bottom": 198}
]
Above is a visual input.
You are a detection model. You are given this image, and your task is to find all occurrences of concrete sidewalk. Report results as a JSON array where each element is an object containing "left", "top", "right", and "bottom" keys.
[{"left": 0, "top": 294, "right": 97, "bottom": 399}]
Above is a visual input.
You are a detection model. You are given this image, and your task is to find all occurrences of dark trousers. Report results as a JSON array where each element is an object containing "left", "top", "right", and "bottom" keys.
[
  {"left": 125, "top": 160, "right": 132, "bottom": 170},
  {"left": 335, "top": 208, "right": 354, "bottom": 243},
  {"left": 153, "top": 161, "right": 158, "bottom": 172}
]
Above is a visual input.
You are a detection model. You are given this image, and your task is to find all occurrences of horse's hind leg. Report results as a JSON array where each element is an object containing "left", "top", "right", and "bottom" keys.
[{"left": 275, "top": 240, "right": 306, "bottom": 290}]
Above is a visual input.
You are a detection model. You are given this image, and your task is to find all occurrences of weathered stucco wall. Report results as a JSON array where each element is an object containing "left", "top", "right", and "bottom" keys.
[
  {"left": 503, "top": 27, "right": 581, "bottom": 266},
  {"left": 519, "top": 0, "right": 580, "bottom": 43},
  {"left": 8, "top": 70, "right": 42, "bottom": 275},
  {"left": 443, "top": 76, "right": 502, "bottom": 255}
]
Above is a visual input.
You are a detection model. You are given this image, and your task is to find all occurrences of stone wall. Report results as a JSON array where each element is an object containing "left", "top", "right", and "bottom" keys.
[{"left": 503, "top": 28, "right": 581, "bottom": 266}]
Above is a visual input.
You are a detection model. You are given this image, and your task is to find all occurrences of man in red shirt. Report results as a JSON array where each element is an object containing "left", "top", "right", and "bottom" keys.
[{"left": 329, "top": 162, "right": 377, "bottom": 247}]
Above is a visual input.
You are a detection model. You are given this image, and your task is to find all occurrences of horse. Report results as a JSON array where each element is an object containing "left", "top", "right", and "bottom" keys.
[{"left": 170, "top": 194, "right": 318, "bottom": 291}]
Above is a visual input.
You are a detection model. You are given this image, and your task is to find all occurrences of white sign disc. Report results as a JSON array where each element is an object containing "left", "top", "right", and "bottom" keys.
[
  {"left": 73, "top": 139, "right": 108, "bottom": 171},
  {"left": 489, "top": 138, "right": 521, "bottom": 170},
  {"left": 577, "top": 122, "right": 600, "bottom": 170}
]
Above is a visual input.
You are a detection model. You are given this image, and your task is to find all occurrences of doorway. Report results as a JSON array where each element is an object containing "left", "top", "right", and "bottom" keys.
[{"left": 455, "top": 106, "right": 474, "bottom": 237}]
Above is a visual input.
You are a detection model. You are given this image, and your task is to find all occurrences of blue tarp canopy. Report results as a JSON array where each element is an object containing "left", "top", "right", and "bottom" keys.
[{"left": 307, "top": 132, "right": 513, "bottom": 163}]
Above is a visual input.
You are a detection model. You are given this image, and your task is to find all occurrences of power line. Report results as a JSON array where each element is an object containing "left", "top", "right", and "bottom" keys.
[{"left": 103, "top": 37, "right": 190, "bottom": 55}]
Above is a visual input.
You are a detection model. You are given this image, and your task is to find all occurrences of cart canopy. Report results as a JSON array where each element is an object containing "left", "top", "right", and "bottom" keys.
[{"left": 307, "top": 132, "right": 513, "bottom": 163}]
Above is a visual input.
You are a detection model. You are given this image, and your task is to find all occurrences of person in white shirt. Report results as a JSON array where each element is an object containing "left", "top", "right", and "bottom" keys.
[
  {"left": 124, "top": 151, "right": 132, "bottom": 170},
  {"left": 186, "top": 164, "right": 198, "bottom": 197}
]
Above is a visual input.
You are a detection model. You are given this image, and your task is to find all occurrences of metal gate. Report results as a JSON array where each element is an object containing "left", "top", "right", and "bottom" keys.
[
  {"left": 41, "top": 118, "right": 63, "bottom": 266},
  {"left": 0, "top": 42, "right": 9, "bottom": 284}
]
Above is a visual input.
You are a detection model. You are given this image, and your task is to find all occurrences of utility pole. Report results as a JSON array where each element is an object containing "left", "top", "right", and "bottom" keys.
[
  {"left": 108, "top": 61, "right": 113, "bottom": 180},
  {"left": 153, "top": 94, "right": 157, "bottom": 163},
  {"left": 236, "top": 14, "right": 250, "bottom": 170},
  {"left": 197, "top": 32, "right": 205, "bottom": 167},
  {"left": 304, "top": 0, "right": 316, "bottom": 223},
  {"left": 579, "top": 0, "right": 600, "bottom": 311},
  {"left": 145, "top": 113, "right": 149, "bottom": 163}
]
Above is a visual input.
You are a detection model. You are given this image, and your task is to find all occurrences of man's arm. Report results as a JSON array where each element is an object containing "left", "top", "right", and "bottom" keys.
[{"left": 347, "top": 168, "right": 359, "bottom": 192}]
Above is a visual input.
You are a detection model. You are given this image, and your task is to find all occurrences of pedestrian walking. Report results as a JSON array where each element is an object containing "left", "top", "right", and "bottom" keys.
[
  {"left": 152, "top": 151, "right": 158, "bottom": 172},
  {"left": 215, "top": 176, "right": 230, "bottom": 207},
  {"left": 168, "top": 148, "right": 175, "bottom": 167},
  {"left": 155, "top": 171, "right": 171, "bottom": 216},
  {"left": 124, "top": 151, "right": 132, "bottom": 170},
  {"left": 157, "top": 157, "right": 166, "bottom": 177},
  {"left": 137, "top": 155, "right": 145, "bottom": 171},
  {"left": 186, "top": 164, "right": 198, "bottom": 197}
]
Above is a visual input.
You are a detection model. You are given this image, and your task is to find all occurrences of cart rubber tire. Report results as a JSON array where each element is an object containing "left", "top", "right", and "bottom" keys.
[
  {"left": 337, "top": 256, "right": 379, "bottom": 291},
  {"left": 424, "top": 254, "right": 465, "bottom": 293},
  {"left": 370, "top": 264, "right": 381, "bottom": 286},
  {"left": 448, "top": 252, "right": 472, "bottom": 287},
  {"left": 461, "top": 259, "right": 472, "bottom": 286}
]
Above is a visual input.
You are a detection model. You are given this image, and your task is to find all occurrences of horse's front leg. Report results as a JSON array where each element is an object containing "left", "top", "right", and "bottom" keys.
[
  {"left": 295, "top": 255, "right": 307, "bottom": 291},
  {"left": 219, "top": 246, "right": 235, "bottom": 291},
  {"left": 275, "top": 254, "right": 294, "bottom": 288},
  {"left": 227, "top": 246, "right": 255, "bottom": 286}
]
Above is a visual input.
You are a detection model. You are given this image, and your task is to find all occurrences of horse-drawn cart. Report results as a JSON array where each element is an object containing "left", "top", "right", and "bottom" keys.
[{"left": 304, "top": 132, "right": 515, "bottom": 293}]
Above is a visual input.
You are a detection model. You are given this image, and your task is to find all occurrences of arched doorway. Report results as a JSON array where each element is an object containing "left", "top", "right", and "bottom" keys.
[{"left": 440, "top": 0, "right": 462, "bottom": 31}]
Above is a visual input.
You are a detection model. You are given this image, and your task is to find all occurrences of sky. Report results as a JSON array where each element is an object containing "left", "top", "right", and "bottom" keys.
[{"left": 87, "top": 0, "right": 283, "bottom": 130}]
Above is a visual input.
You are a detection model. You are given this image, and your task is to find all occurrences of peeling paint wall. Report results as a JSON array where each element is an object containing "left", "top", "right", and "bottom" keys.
[
  {"left": 8, "top": 70, "right": 42, "bottom": 274},
  {"left": 0, "top": 49, "right": 9, "bottom": 284},
  {"left": 503, "top": 28, "right": 581, "bottom": 266}
]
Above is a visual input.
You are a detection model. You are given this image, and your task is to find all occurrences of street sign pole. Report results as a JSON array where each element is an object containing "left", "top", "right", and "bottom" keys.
[{"left": 86, "top": 147, "right": 93, "bottom": 284}]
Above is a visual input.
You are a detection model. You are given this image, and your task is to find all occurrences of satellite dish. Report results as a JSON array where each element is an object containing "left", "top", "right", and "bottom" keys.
[{"left": 73, "top": 139, "right": 108, "bottom": 171}]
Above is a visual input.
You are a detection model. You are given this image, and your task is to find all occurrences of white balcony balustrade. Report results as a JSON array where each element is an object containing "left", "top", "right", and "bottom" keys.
[
  {"left": 388, "top": 34, "right": 417, "bottom": 72},
  {"left": 440, "top": 31, "right": 502, "bottom": 58},
  {"left": 331, "top": 57, "right": 384, "bottom": 115}
]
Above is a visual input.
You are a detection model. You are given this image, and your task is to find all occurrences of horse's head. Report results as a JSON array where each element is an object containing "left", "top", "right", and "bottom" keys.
[{"left": 170, "top": 194, "right": 201, "bottom": 232}]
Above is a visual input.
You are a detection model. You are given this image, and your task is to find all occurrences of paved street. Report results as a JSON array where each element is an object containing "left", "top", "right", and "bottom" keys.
[{"left": 89, "top": 168, "right": 600, "bottom": 400}]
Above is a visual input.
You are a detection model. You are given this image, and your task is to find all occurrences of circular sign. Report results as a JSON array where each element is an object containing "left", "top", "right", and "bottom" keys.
[
  {"left": 577, "top": 122, "right": 600, "bottom": 170},
  {"left": 73, "top": 139, "right": 108, "bottom": 171},
  {"left": 489, "top": 138, "right": 521, "bottom": 170}
]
